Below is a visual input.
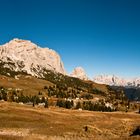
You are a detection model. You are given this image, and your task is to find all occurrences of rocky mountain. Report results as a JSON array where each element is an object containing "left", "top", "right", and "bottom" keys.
[
  {"left": 0, "top": 38, "right": 138, "bottom": 103},
  {"left": 0, "top": 38, "right": 140, "bottom": 88},
  {"left": 70, "top": 67, "right": 88, "bottom": 80},
  {"left": 127, "top": 77, "right": 140, "bottom": 87},
  {"left": 93, "top": 75, "right": 127, "bottom": 86},
  {"left": 0, "top": 38, "right": 66, "bottom": 78},
  {"left": 93, "top": 75, "right": 140, "bottom": 87}
]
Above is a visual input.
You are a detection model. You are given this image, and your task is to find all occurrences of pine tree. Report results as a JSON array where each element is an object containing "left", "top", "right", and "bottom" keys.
[
  {"left": 41, "top": 97, "right": 45, "bottom": 103},
  {"left": 76, "top": 101, "right": 81, "bottom": 109},
  {"left": 44, "top": 100, "right": 48, "bottom": 108},
  {"left": 65, "top": 101, "right": 72, "bottom": 109},
  {"left": 33, "top": 101, "right": 35, "bottom": 107}
]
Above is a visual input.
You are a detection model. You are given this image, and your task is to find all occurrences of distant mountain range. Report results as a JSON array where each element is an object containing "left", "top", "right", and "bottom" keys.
[
  {"left": 0, "top": 38, "right": 140, "bottom": 88},
  {"left": 93, "top": 75, "right": 140, "bottom": 87}
]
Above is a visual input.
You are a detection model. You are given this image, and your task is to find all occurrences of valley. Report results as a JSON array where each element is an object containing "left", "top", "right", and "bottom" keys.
[
  {"left": 0, "top": 39, "right": 140, "bottom": 140},
  {"left": 0, "top": 0, "right": 140, "bottom": 139}
]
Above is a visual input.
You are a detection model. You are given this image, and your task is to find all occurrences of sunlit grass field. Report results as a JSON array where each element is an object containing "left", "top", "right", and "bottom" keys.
[{"left": 0, "top": 101, "right": 140, "bottom": 140}]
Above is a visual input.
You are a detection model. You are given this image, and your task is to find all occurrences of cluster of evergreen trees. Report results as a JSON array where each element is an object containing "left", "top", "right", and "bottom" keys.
[
  {"left": 0, "top": 87, "right": 7, "bottom": 101},
  {"left": 82, "top": 101, "right": 115, "bottom": 112},
  {"left": 45, "top": 85, "right": 94, "bottom": 100},
  {"left": 56, "top": 99, "right": 73, "bottom": 109},
  {"left": 0, "top": 85, "right": 124, "bottom": 112},
  {"left": 107, "top": 86, "right": 127, "bottom": 101},
  {"left": 43, "top": 69, "right": 94, "bottom": 93},
  {"left": 0, "top": 87, "right": 48, "bottom": 108},
  {"left": 56, "top": 99, "right": 115, "bottom": 112}
]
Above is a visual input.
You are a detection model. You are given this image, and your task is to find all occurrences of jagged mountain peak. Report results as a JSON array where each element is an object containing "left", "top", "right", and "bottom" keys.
[
  {"left": 70, "top": 66, "right": 89, "bottom": 80},
  {"left": 2, "top": 38, "right": 38, "bottom": 50},
  {"left": 5, "top": 38, "right": 59, "bottom": 55},
  {"left": 0, "top": 38, "right": 66, "bottom": 77},
  {"left": 93, "top": 74, "right": 127, "bottom": 86},
  {"left": 10, "top": 38, "right": 31, "bottom": 43},
  {"left": 93, "top": 74, "right": 140, "bottom": 87}
]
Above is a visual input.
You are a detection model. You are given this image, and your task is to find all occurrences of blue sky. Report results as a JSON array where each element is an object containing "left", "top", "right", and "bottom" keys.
[{"left": 0, "top": 0, "right": 140, "bottom": 78}]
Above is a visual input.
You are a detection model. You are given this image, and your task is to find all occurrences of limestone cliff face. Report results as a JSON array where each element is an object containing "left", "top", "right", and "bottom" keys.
[{"left": 0, "top": 38, "right": 66, "bottom": 77}]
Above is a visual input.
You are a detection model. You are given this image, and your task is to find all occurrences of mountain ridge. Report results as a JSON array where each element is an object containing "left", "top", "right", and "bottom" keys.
[
  {"left": 70, "top": 67, "right": 89, "bottom": 80},
  {"left": 93, "top": 74, "right": 140, "bottom": 87},
  {"left": 0, "top": 38, "right": 66, "bottom": 78},
  {"left": 0, "top": 38, "right": 140, "bottom": 87}
]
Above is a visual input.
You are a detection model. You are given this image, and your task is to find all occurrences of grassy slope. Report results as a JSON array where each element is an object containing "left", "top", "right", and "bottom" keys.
[
  {"left": 0, "top": 74, "right": 108, "bottom": 96},
  {"left": 0, "top": 101, "right": 140, "bottom": 140},
  {"left": 0, "top": 75, "right": 54, "bottom": 96}
]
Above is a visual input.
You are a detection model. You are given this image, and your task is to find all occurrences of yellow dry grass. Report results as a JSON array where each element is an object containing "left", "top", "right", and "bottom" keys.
[
  {"left": 0, "top": 74, "right": 109, "bottom": 98},
  {"left": 0, "top": 101, "right": 140, "bottom": 140},
  {"left": 0, "top": 75, "right": 53, "bottom": 96}
]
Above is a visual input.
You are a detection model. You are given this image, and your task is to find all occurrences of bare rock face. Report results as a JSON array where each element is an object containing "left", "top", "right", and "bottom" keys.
[
  {"left": 0, "top": 38, "right": 66, "bottom": 77},
  {"left": 128, "top": 77, "right": 140, "bottom": 87},
  {"left": 93, "top": 75, "right": 127, "bottom": 86},
  {"left": 93, "top": 75, "right": 140, "bottom": 87},
  {"left": 70, "top": 67, "right": 88, "bottom": 80}
]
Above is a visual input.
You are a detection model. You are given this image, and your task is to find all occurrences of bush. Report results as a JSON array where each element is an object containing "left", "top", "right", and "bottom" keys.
[
  {"left": 44, "top": 100, "right": 48, "bottom": 108},
  {"left": 76, "top": 101, "right": 81, "bottom": 109}
]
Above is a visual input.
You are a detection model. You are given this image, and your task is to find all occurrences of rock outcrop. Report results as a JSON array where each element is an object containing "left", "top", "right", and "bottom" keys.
[
  {"left": 70, "top": 67, "right": 88, "bottom": 80},
  {"left": 93, "top": 75, "right": 127, "bottom": 86},
  {"left": 0, "top": 38, "right": 66, "bottom": 77},
  {"left": 93, "top": 75, "right": 140, "bottom": 87}
]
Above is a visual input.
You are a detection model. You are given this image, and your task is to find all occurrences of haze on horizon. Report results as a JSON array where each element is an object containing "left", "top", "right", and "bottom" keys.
[{"left": 0, "top": 0, "right": 140, "bottom": 78}]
